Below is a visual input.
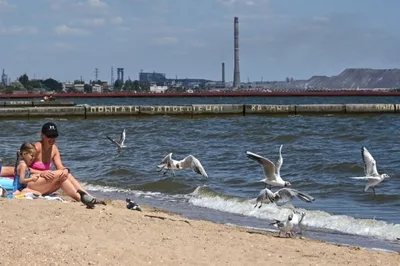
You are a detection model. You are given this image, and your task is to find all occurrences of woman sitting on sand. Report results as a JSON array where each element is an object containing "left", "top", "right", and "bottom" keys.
[{"left": 27, "top": 122, "right": 90, "bottom": 201}]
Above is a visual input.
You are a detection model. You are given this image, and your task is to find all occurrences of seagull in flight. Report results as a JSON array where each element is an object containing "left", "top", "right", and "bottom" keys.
[
  {"left": 246, "top": 145, "right": 291, "bottom": 188},
  {"left": 254, "top": 187, "right": 315, "bottom": 208},
  {"left": 157, "top": 153, "right": 208, "bottom": 178},
  {"left": 349, "top": 146, "right": 389, "bottom": 196},
  {"left": 107, "top": 129, "right": 126, "bottom": 149}
]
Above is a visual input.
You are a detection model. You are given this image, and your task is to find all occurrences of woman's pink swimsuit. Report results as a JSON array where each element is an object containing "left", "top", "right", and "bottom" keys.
[{"left": 31, "top": 161, "right": 52, "bottom": 171}]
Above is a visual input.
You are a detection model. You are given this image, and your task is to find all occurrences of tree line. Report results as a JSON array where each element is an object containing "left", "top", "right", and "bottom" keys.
[{"left": 0, "top": 74, "right": 153, "bottom": 94}]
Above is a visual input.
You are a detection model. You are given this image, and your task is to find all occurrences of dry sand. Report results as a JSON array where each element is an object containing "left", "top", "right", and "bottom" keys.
[{"left": 0, "top": 197, "right": 398, "bottom": 266}]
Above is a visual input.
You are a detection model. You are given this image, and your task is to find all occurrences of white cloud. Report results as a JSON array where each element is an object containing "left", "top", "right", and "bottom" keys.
[
  {"left": 0, "top": 25, "right": 38, "bottom": 35},
  {"left": 88, "top": 0, "right": 108, "bottom": 8},
  {"left": 48, "top": 0, "right": 67, "bottom": 10},
  {"left": 153, "top": 36, "right": 179, "bottom": 45},
  {"left": 110, "top": 16, "right": 123, "bottom": 25},
  {"left": 54, "top": 24, "right": 89, "bottom": 36},
  {"left": 217, "top": 0, "right": 268, "bottom": 7},
  {"left": 70, "top": 18, "right": 106, "bottom": 27},
  {"left": 75, "top": 0, "right": 109, "bottom": 9},
  {"left": 0, "top": 0, "right": 16, "bottom": 9}
]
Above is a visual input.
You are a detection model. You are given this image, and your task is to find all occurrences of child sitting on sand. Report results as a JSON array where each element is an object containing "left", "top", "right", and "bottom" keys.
[{"left": 13, "top": 142, "right": 42, "bottom": 196}]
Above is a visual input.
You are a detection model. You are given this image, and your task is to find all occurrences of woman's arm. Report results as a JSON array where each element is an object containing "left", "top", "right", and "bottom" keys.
[
  {"left": 53, "top": 145, "right": 65, "bottom": 170},
  {"left": 52, "top": 145, "right": 69, "bottom": 179}
]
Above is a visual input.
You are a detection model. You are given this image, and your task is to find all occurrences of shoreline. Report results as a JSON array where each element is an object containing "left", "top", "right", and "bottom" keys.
[
  {"left": 1, "top": 197, "right": 398, "bottom": 265},
  {"left": 1, "top": 91, "right": 400, "bottom": 99}
]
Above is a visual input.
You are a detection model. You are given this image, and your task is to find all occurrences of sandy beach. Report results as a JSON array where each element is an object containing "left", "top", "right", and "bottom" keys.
[{"left": 0, "top": 197, "right": 398, "bottom": 266}]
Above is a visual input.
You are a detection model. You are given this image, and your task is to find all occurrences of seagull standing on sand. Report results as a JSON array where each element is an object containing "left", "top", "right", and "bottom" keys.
[
  {"left": 246, "top": 145, "right": 291, "bottom": 189},
  {"left": 77, "top": 189, "right": 107, "bottom": 209},
  {"left": 254, "top": 187, "right": 315, "bottom": 208},
  {"left": 349, "top": 146, "right": 389, "bottom": 196},
  {"left": 157, "top": 153, "right": 208, "bottom": 178},
  {"left": 270, "top": 212, "right": 295, "bottom": 237},
  {"left": 107, "top": 129, "right": 126, "bottom": 149}
]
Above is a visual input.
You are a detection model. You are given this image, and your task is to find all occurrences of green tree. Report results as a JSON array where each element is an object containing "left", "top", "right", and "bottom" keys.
[
  {"left": 28, "top": 79, "right": 42, "bottom": 89},
  {"left": 138, "top": 81, "right": 150, "bottom": 92},
  {"left": 124, "top": 79, "right": 137, "bottom": 91},
  {"left": 10, "top": 80, "right": 25, "bottom": 89},
  {"left": 132, "top": 80, "right": 139, "bottom": 91},
  {"left": 114, "top": 79, "right": 123, "bottom": 90},
  {"left": 18, "top": 74, "right": 29, "bottom": 88},
  {"left": 42, "top": 78, "right": 63, "bottom": 92}
]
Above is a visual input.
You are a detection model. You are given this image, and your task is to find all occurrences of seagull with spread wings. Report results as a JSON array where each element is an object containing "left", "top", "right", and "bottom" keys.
[
  {"left": 349, "top": 146, "right": 389, "bottom": 196},
  {"left": 157, "top": 153, "right": 208, "bottom": 178},
  {"left": 107, "top": 128, "right": 126, "bottom": 149},
  {"left": 246, "top": 145, "right": 291, "bottom": 189},
  {"left": 254, "top": 187, "right": 314, "bottom": 208}
]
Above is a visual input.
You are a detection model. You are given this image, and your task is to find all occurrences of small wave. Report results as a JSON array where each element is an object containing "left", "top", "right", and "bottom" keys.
[
  {"left": 134, "top": 177, "right": 194, "bottom": 194},
  {"left": 189, "top": 186, "right": 400, "bottom": 241},
  {"left": 83, "top": 183, "right": 190, "bottom": 201}
]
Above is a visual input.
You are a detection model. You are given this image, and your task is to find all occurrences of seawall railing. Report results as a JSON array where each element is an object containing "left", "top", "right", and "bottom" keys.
[{"left": 0, "top": 102, "right": 399, "bottom": 119}]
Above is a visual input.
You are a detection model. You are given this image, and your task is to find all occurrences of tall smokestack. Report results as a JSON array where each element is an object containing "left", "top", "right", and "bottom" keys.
[
  {"left": 233, "top": 17, "right": 240, "bottom": 88},
  {"left": 222, "top": 62, "right": 225, "bottom": 87}
]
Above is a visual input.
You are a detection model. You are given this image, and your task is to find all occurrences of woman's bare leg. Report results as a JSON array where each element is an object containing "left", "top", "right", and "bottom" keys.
[
  {"left": 59, "top": 180, "right": 80, "bottom": 201},
  {"left": 20, "top": 188, "right": 42, "bottom": 196},
  {"left": 68, "top": 173, "right": 90, "bottom": 195},
  {"left": 27, "top": 178, "right": 60, "bottom": 195},
  {"left": 0, "top": 166, "right": 14, "bottom": 177}
]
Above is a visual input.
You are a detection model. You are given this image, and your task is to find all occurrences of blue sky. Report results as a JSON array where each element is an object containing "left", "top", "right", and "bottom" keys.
[{"left": 0, "top": 0, "right": 399, "bottom": 83}]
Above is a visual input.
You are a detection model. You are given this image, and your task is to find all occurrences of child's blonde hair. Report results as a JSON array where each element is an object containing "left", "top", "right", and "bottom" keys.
[{"left": 14, "top": 142, "right": 36, "bottom": 175}]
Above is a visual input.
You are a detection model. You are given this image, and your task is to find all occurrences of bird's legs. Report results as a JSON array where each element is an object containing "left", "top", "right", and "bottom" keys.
[{"left": 157, "top": 165, "right": 166, "bottom": 173}]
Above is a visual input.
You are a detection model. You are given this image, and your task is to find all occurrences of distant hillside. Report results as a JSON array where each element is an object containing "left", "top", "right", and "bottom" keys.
[{"left": 298, "top": 68, "right": 400, "bottom": 89}]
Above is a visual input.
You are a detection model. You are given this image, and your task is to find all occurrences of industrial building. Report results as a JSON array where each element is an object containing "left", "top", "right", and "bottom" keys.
[{"left": 139, "top": 72, "right": 167, "bottom": 83}]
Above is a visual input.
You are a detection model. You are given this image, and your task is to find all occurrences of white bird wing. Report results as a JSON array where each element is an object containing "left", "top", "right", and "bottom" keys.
[
  {"left": 158, "top": 153, "right": 173, "bottom": 168},
  {"left": 246, "top": 151, "right": 276, "bottom": 181},
  {"left": 107, "top": 135, "right": 122, "bottom": 148},
  {"left": 118, "top": 129, "right": 126, "bottom": 147},
  {"left": 180, "top": 155, "right": 208, "bottom": 178},
  {"left": 277, "top": 188, "right": 315, "bottom": 203},
  {"left": 349, "top": 176, "right": 381, "bottom": 181},
  {"left": 361, "top": 146, "right": 379, "bottom": 176},
  {"left": 275, "top": 145, "right": 283, "bottom": 176},
  {"left": 107, "top": 128, "right": 125, "bottom": 148},
  {"left": 256, "top": 188, "right": 275, "bottom": 203}
]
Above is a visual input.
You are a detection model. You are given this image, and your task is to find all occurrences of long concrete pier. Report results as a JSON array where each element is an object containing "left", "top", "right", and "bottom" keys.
[{"left": 0, "top": 102, "right": 399, "bottom": 119}]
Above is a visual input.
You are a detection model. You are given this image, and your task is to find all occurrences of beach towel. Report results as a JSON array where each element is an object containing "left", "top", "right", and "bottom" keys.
[{"left": 13, "top": 192, "right": 68, "bottom": 203}]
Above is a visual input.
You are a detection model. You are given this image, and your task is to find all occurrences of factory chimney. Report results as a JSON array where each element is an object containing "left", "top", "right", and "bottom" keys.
[
  {"left": 233, "top": 17, "right": 240, "bottom": 88},
  {"left": 222, "top": 62, "right": 225, "bottom": 87}
]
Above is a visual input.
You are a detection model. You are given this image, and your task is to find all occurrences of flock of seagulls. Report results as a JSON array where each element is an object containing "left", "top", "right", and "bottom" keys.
[{"left": 106, "top": 129, "right": 391, "bottom": 238}]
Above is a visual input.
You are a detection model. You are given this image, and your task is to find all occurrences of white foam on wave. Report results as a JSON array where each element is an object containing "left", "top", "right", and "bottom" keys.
[
  {"left": 84, "top": 183, "right": 190, "bottom": 201},
  {"left": 189, "top": 187, "right": 400, "bottom": 241}
]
